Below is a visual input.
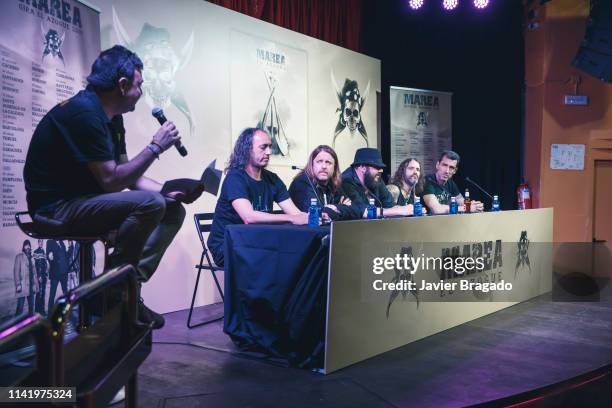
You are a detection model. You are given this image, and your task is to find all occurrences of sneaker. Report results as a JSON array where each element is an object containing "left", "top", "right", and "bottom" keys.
[{"left": 138, "top": 298, "right": 165, "bottom": 329}]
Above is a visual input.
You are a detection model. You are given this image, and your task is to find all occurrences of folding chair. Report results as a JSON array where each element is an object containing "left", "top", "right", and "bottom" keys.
[{"left": 187, "top": 213, "right": 224, "bottom": 328}]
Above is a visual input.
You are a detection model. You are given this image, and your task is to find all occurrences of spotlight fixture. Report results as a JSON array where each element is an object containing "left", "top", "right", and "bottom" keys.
[
  {"left": 409, "top": 0, "right": 424, "bottom": 10},
  {"left": 442, "top": 0, "right": 458, "bottom": 10},
  {"left": 473, "top": 0, "right": 490, "bottom": 9}
]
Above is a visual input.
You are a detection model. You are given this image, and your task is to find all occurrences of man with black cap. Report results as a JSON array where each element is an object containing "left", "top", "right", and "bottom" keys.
[{"left": 341, "top": 148, "right": 414, "bottom": 218}]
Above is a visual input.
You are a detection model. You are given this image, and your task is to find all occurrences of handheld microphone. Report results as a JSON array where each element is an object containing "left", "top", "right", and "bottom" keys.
[
  {"left": 151, "top": 107, "right": 188, "bottom": 157},
  {"left": 465, "top": 177, "right": 493, "bottom": 200},
  {"left": 291, "top": 165, "right": 322, "bottom": 206}
]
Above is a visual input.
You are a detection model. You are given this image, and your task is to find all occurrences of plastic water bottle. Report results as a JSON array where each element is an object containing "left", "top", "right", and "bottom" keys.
[
  {"left": 491, "top": 195, "right": 500, "bottom": 212},
  {"left": 367, "top": 198, "right": 377, "bottom": 219},
  {"left": 449, "top": 196, "right": 458, "bottom": 215},
  {"left": 413, "top": 196, "right": 423, "bottom": 217},
  {"left": 308, "top": 198, "right": 319, "bottom": 227}
]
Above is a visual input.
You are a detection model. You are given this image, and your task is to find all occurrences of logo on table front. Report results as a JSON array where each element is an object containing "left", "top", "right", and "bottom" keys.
[
  {"left": 515, "top": 230, "right": 531, "bottom": 277},
  {"left": 386, "top": 246, "right": 419, "bottom": 318}
]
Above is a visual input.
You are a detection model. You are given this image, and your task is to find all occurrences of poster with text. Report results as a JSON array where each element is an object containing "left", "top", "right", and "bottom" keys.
[
  {"left": 390, "top": 86, "right": 452, "bottom": 177},
  {"left": 0, "top": 0, "right": 100, "bottom": 322}
]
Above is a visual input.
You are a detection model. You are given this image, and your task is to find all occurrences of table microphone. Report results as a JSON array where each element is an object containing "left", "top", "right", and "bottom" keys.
[
  {"left": 465, "top": 177, "right": 493, "bottom": 200},
  {"left": 151, "top": 107, "right": 188, "bottom": 156},
  {"left": 291, "top": 165, "right": 322, "bottom": 206}
]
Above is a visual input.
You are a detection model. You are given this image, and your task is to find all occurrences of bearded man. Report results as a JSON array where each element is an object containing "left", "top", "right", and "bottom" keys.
[{"left": 341, "top": 148, "right": 414, "bottom": 218}]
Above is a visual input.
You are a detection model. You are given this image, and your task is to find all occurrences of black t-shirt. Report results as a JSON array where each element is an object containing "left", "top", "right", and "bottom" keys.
[
  {"left": 392, "top": 183, "right": 416, "bottom": 206},
  {"left": 23, "top": 89, "right": 126, "bottom": 213},
  {"left": 288, "top": 172, "right": 360, "bottom": 220},
  {"left": 422, "top": 174, "right": 461, "bottom": 206},
  {"left": 207, "top": 168, "right": 290, "bottom": 258}
]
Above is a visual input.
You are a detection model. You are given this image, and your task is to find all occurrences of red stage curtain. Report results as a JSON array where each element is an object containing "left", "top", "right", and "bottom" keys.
[{"left": 207, "top": 0, "right": 362, "bottom": 52}]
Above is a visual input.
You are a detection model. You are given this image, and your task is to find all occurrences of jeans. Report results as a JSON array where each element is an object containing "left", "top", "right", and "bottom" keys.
[
  {"left": 15, "top": 294, "right": 35, "bottom": 316},
  {"left": 47, "top": 190, "right": 186, "bottom": 282},
  {"left": 35, "top": 274, "right": 47, "bottom": 314},
  {"left": 48, "top": 276, "right": 68, "bottom": 313}
]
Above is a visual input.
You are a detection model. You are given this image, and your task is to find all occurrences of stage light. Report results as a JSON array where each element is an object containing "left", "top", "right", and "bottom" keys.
[
  {"left": 442, "top": 0, "right": 458, "bottom": 10},
  {"left": 409, "top": 0, "right": 424, "bottom": 10},
  {"left": 473, "top": 0, "right": 489, "bottom": 9}
]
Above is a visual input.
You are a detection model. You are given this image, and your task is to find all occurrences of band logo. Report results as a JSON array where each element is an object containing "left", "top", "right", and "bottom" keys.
[
  {"left": 18, "top": 0, "right": 83, "bottom": 30},
  {"left": 403, "top": 93, "right": 439, "bottom": 109},
  {"left": 256, "top": 48, "right": 287, "bottom": 70}
]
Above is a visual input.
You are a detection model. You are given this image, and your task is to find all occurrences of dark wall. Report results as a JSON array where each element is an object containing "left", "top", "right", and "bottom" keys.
[{"left": 361, "top": 0, "right": 525, "bottom": 210}]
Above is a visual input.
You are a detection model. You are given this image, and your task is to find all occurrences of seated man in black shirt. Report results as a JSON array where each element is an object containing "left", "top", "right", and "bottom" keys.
[
  {"left": 23, "top": 45, "right": 203, "bottom": 329},
  {"left": 207, "top": 128, "right": 308, "bottom": 266},
  {"left": 387, "top": 157, "right": 425, "bottom": 207},
  {"left": 288, "top": 145, "right": 360, "bottom": 221},
  {"left": 422, "top": 150, "right": 483, "bottom": 214},
  {"left": 341, "top": 148, "right": 414, "bottom": 218}
]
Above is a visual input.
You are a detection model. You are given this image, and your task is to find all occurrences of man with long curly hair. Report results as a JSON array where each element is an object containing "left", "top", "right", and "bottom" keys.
[
  {"left": 387, "top": 157, "right": 425, "bottom": 206},
  {"left": 208, "top": 128, "right": 308, "bottom": 266},
  {"left": 288, "top": 145, "right": 360, "bottom": 221}
]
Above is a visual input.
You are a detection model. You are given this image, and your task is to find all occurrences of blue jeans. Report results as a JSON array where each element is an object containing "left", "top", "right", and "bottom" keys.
[{"left": 45, "top": 191, "right": 186, "bottom": 282}]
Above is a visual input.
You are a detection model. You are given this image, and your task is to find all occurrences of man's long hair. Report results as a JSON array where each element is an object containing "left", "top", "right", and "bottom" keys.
[
  {"left": 390, "top": 157, "right": 424, "bottom": 195},
  {"left": 299, "top": 145, "right": 342, "bottom": 193},
  {"left": 226, "top": 128, "right": 266, "bottom": 172}
]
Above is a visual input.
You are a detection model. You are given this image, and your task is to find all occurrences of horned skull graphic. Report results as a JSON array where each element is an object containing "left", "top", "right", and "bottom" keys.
[
  {"left": 331, "top": 71, "right": 370, "bottom": 147},
  {"left": 41, "top": 23, "right": 65, "bottom": 64},
  {"left": 113, "top": 7, "right": 195, "bottom": 137}
]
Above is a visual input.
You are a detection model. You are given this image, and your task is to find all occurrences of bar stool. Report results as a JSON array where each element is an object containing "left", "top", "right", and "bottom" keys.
[{"left": 15, "top": 211, "right": 115, "bottom": 329}]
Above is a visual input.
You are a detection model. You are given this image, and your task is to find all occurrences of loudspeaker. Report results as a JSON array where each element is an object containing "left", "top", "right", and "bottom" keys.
[{"left": 573, "top": 0, "right": 612, "bottom": 82}]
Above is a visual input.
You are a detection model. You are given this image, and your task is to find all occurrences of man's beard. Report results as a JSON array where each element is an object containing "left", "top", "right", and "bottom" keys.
[
  {"left": 404, "top": 174, "right": 417, "bottom": 188},
  {"left": 364, "top": 172, "right": 380, "bottom": 191}
]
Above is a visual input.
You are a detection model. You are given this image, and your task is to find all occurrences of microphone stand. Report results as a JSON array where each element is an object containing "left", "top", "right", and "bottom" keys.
[
  {"left": 291, "top": 165, "right": 322, "bottom": 206},
  {"left": 465, "top": 177, "right": 493, "bottom": 201}
]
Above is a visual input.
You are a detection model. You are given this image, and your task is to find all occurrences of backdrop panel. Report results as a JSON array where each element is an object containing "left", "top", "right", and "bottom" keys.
[
  {"left": 390, "top": 86, "right": 452, "bottom": 176},
  {"left": 96, "top": 0, "right": 381, "bottom": 312}
]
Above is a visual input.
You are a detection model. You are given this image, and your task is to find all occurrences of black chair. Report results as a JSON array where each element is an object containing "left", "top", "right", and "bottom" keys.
[
  {"left": 0, "top": 314, "right": 54, "bottom": 388},
  {"left": 187, "top": 213, "right": 224, "bottom": 328},
  {"left": 50, "top": 264, "right": 150, "bottom": 407},
  {"left": 15, "top": 211, "right": 115, "bottom": 329}
]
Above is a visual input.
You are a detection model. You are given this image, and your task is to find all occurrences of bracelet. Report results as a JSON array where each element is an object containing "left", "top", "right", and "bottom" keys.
[
  {"left": 150, "top": 141, "right": 164, "bottom": 152},
  {"left": 146, "top": 144, "right": 160, "bottom": 159}
]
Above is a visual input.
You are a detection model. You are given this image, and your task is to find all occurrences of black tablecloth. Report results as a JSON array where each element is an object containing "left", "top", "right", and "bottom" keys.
[{"left": 223, "top": 224, "right": 330, "bottom": 366}]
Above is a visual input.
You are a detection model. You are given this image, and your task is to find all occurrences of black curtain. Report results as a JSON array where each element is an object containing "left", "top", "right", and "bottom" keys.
[{"left": 361, "top": 0, "right": 525, "bottom": 210}]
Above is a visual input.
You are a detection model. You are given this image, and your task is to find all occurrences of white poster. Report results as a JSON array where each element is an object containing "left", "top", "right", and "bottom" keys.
[
  {"left": 230, "top": 30, "right": 308, "bottom": 166},
  {"left": 0, "top": 0, "right": 101, "bottom": 322},
  {"left": 389, "top": 86, "right": 452, "bottom": 176},
  {"left": 550, "top": 144, "right": 585, "bottom": 170}
]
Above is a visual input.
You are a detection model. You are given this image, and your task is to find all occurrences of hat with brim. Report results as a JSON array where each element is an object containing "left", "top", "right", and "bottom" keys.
[{"left": 351, "top": 148, "right": 386, "bottom": 168}]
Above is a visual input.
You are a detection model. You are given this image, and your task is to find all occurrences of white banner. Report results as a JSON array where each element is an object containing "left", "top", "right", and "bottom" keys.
[
  {"left": 0, "top": 0, "right": 101, "bottom": 322},
  {"left": 389, "top": 86, "right": 452, "bottom": 176}
]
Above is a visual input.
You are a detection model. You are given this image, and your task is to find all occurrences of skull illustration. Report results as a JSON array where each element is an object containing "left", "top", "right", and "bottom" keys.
[
  {"left": 132, "top": 26, "right": 179, "bottom": 109},
  {"left": 42, "top": 25, "right": 65, "bottom": 63},
  {"left": 113, "top": 7, "right": 195, "bottom": 136},
  {"left": 343, "top": 87, "right": 362, "bottom": 133},
  {"left": 332, "top": 76, "right": 369, "bottom": 147}
]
